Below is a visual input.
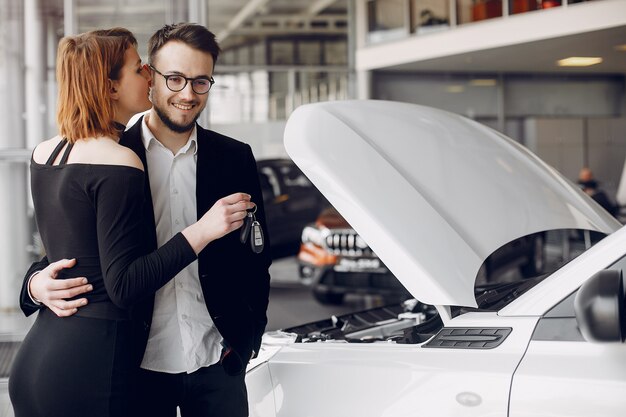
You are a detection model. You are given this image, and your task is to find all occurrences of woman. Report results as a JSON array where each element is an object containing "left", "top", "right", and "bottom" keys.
[{"left": 8, "top": 29, "right": 253, "bottom": 417}]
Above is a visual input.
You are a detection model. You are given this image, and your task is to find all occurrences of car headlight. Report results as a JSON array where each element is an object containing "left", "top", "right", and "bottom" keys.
[{"left": 301, "top": 225, "right": 325, "bottom": 247}]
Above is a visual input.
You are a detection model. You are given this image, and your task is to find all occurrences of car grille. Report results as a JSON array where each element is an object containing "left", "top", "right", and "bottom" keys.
[{"left": 324, "top": 229, "right": 374, "bottom": 256}]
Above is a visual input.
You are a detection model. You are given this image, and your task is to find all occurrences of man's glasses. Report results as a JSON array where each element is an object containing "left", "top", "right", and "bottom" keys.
[{"left": 149, "top": 64, "right": 215, "bottom": 95}]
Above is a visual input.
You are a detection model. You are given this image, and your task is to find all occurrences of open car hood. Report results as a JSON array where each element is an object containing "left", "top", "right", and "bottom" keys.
[{"left": 284, "top": 100, "right": 621, "bottom": 308}]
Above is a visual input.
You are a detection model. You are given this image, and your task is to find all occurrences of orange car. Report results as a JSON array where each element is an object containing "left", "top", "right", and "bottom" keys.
[{"left": 297, "top": 207, "right": 408, "bottom": 304}]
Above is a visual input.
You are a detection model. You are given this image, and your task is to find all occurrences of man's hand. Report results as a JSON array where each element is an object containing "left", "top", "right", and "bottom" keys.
[
  {"left": 182, "top": 192, "right": 255, "bottom": 254},
  {"left": 29, "top": 258, "right": 92, "bottom": 317}
]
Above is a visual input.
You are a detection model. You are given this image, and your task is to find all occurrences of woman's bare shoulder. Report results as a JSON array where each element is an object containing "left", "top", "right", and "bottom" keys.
[
  {"left": 32, "top": 136, "right": 143, "bottom": 171},
  {"left": 32, "top": 136, "right": 64, "bottom": 164},
  {"left": 97, "top": 141, "right": 144, "bottom": 171},
  {"left": 73, "top": 137, "right": 144, "bottom": 171}
]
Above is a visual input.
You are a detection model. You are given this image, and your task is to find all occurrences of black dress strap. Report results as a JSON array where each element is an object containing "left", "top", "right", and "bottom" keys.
[
  {"left": 45, "top": 138, "right": 68, "bottom": 165},
  {"left": 59, "top": 141, "right": 74, "bottom": 165}
]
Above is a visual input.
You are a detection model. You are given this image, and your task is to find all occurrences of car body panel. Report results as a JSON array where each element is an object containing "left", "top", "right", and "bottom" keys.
[
  {"left": 249, "top": 314, "right": 538, "bottom": 417},
  {"left": 510, "top": 340, "right": 626, "bottom": 417},
  {"left": 284, "top": 100, "right": 620, "bottom": 308},
  {"left": 246, "top": 363, "right": 277, "bottom": 417}
]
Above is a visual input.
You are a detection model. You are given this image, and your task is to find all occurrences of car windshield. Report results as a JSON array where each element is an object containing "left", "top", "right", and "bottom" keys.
[
  {"left": 471, "top": 228, "right": 608, "bottom": 311},
  {"left": 473, "top": 276, "right": 547, "bottom": 311}
]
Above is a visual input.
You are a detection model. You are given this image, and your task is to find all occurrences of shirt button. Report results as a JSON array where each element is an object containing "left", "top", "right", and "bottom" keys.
[
  {"left": 181, "top": 314, "right": 188, "bottom": 320},
  {"left": 175, "top": 219, "right": 180, "bottom": 225},
  {"left": 172, "top": 189, "right": 178, "bottom": 194}
]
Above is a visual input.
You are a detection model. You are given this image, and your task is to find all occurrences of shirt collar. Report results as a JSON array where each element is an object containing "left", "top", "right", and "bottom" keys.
[{"left": 141, "top": 116, "right": 198, "bottom": 156}]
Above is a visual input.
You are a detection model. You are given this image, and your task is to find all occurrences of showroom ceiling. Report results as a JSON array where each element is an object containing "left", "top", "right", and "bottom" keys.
[
  {"left": 384, "top": 25, "right": 626, "bottom": 75},
  {"left": 71, "top": 0, "right": 347, "bottom": 50},
  {"left": 37, "top": 0, "right": 624, "bottom": 75}
]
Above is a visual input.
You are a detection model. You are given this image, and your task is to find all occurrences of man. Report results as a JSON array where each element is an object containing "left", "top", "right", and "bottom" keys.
[
  {"left": 577, "top": 167, "right": 618, "bottom": 217},
  {"left": 20, "top": 23, "right": 271, "bottom": 417}
]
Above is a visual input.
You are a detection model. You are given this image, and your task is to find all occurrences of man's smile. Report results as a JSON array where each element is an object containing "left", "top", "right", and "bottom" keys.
[{"left": 172, "top": 102, "right": 195, "bottom": 111}]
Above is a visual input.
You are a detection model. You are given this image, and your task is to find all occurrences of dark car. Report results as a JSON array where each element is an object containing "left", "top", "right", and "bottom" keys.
[
  {"left": 298, "top": 207, "right": 546, "bottom": 304},
  {"left": 257, "top": 158, "right": 329, "bottom": 258}
]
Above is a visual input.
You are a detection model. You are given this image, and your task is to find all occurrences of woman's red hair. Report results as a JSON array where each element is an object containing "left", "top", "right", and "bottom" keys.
[{"left": 56, "top": 28, "right": 136, "bottom": 143}]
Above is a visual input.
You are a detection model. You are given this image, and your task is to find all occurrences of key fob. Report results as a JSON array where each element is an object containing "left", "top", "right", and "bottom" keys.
[
  {"left": 250, "top": 221, "right": 264, "bottom": 254},
  {"left": 240, "top": 212, "right": 253, "bottom": 244}
]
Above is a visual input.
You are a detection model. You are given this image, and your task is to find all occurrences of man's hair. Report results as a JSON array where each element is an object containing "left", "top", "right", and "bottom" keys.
[
  {"left": 148, "top": 23, "right": 221, "bottom": 66},
  {"left": 56, "top": 28, "right": 136, "bottom": 143}
]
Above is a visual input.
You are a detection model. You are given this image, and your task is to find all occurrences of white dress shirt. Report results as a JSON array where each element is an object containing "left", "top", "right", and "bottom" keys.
[{"left": 139, "top": 118, "right": 223, "bottom": 374}]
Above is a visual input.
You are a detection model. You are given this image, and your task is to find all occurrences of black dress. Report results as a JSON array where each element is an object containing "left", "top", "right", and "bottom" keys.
[{"left": 9, "top": 139, "right": 197, "bottom": 417}]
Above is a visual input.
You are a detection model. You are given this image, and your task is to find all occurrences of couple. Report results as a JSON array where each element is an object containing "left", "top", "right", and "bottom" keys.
[{"left": 9, "top": 23, "right": 271, "bottom": 417}]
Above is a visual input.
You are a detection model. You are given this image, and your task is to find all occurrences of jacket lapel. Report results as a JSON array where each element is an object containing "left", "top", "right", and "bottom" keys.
[{"left": 195, "top": 125, "right": 223, "bottom": 222}]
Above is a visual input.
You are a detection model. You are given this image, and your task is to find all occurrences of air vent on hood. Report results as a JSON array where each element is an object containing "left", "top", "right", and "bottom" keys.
[{"left": 423, "top": 327, "right": 511, "bottom": 349}]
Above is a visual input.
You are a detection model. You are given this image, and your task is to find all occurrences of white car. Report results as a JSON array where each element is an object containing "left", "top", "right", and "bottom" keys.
[{"left": 245, "top": 100, "right": 626, "bottom": 417}]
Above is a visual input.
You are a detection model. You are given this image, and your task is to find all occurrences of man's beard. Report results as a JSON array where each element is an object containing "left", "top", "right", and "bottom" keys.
[{"left": 153, "top": 102, "right": 201, "bottom": 133}]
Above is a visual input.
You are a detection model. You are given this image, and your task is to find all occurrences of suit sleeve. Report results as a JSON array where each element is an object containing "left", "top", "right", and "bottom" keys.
[
  {"left": 93, "top": 169, "right": 197, "bottom": 309},
  {"left": 19, "top": 256, "right": 50, "bottom": 316},
  {"left": 242, "top": 146, "right": 272, "bottom": 355}
]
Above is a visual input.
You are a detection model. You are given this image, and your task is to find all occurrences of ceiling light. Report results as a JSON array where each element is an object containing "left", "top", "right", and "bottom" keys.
[
  {"left": 446, "top": 85, "right": 465, "bottom": 93},
  {"left": 557, "top": 57, "right": 603, "bottom": 67},
  {"left": 614, "top": 44, "right": 626, "bottom": 52},
  {"left": 470, "top": 79, "right": 497, "bottom": 87}
]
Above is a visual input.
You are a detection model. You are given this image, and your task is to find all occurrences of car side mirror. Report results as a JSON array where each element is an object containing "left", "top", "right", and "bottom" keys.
[{"left": 574, "top": 269, "right": 625, "bottom": 343}]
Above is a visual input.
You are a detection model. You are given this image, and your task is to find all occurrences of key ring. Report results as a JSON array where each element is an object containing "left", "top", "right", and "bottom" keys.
[{"left": 247, "top": 204, "right": 257, "bottom": 215}]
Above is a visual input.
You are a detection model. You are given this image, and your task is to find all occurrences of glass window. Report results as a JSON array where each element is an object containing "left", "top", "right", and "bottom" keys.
[
  {"left": 269, "top": 41, "right": 295, "bottom": 65},
  {"left": 324, "top": 40, "right": 347, "bottom": 66},
  {"left": 366, "top": 0, "right": 409, "bottom": 44},
  {"left": 76, "top": 0, "right": 170, "bottom": 61},
  {"left": 220, "top": 49, "right": 236, "bottom": 66},
  {"left": 411, "top": 0, "right": 450, "bottom": 35},
  {"left": 252, "top": 42, "right": 266, "bottom": 66},
  {"left": 297, "top": 41, "right": 322, "bottom": 66},
  {"left": 457, "top": 0, "right": 502, "bottom": 25},
  {"left": 236, "top": 46, "right": 251, "bottom": 66},
  {"left": 541, "top": 0, "right": 562, "bottom": 8},
  {"left": 509, "top": 0, "right": 539, "bottom": 15}
]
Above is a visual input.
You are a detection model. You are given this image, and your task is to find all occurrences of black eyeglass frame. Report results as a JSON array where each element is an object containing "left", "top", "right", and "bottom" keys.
[{"left": 148, "top": 64, "right": 215, "bottom": 95}]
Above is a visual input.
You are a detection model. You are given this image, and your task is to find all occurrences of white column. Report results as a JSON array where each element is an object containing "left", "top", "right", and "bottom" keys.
[
  {"left": 356, "top": 69, "right": 371, "bottom": 100},
  {"left": 25, "top": 0, "right": 45, "bottom": 150},
  {"left": 354, "top": 0, "right": 371, "bottom": 100},
  {"left": 167, "top": 0, "right": 187, "bottom": 24},
  {"left": 286, "top": 69, "right": 296, "bottom": 115},
  {"left": 63, "top": 0, "right": 77, "bottom": 36},
  {"left": 0, "top": 0, "right": 29, "bottom": 311},
  {"left": 496, "top": 74, "right": 505, "bottom": 133},
  {"left": 47, "top": 17, "right": 58, "bottom": 138},
  {"left": 347, "top": 0, "right": 357, "bottom": 99},
  {"left": 188, "top": 0, "right": 211, "bottom": 128},
  {"left": 188, "top": 0, "right": 206, "bottom": 25}
]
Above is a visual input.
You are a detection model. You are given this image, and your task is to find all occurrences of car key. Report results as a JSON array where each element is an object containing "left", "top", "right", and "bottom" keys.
[
  {"left": 250, "top": 217, "right": 264, "bottom": 254},
  {"left": 240, "top": 210, "right": 254, "bottom": 244}
]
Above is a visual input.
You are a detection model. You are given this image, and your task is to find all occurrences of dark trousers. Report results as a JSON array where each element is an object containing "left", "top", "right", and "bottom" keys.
[{"left": 135, "top": 363, "right": 248, "bottom": 417}]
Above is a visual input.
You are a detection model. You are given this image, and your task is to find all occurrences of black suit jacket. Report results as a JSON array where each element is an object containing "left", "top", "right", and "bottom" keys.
[{"left": 20, "top": 117, "right": 272, "bottom": 375}]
